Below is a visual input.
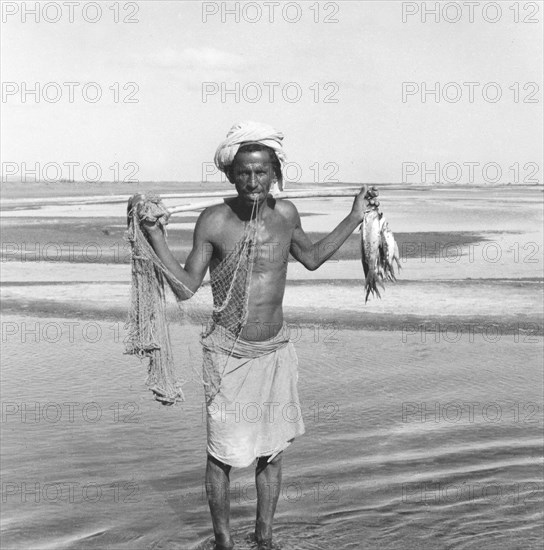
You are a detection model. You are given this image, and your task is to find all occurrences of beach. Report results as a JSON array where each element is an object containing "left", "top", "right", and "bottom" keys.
[{"left": 1, "top": 183, "right": 543, "bottom": 549}]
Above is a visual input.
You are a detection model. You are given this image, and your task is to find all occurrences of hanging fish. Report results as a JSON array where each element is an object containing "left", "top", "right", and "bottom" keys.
[
  {"left": 380, "top": 218, "right": 401, "bottom": 283},
  {"left": 360, "top": 190, "right": 401, "bottom": 302}
]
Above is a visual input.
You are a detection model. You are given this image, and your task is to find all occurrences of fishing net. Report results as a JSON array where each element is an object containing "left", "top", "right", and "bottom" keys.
[{"left": 125, "top": 193, "right": 259, "bottom": 405}]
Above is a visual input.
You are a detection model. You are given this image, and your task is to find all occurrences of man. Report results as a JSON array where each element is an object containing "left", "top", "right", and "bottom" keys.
[{"left": 130, "top": 121, "right": 376, "bottom": 550}]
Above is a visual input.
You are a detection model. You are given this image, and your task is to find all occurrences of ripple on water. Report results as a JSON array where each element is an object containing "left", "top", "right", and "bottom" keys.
[{"left": 191, "top": 523, "right": 327, "bottom": 550}]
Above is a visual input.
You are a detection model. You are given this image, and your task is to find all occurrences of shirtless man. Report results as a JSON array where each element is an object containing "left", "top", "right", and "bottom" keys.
[{"left": 130, "top": 136, "right": 376, "bottom": 550}]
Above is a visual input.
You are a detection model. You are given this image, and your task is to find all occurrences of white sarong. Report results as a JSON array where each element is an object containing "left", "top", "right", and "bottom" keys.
[{"left": 202, "top": 325, "right": 305, "bottom": 468}]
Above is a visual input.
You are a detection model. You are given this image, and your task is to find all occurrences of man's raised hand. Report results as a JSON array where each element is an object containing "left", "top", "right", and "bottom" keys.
[
  {"left": 126, "top": 193, "right": 166, "bottom": 236},
  {"left": 350, "top": 185, "right": 379, "bottom": 222}
]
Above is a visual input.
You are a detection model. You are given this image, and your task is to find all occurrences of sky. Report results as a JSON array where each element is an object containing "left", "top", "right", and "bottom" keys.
[{"left": 1, "top": 0, "right": 543, "bottom": 184}]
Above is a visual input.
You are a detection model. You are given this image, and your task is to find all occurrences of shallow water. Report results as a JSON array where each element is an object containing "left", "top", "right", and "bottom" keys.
[
  {"left": 1, "top": 316, "right": 542, "bottom": 549},
  {"left": 2, "top": 185, "right": 543, "bottom": 548}
]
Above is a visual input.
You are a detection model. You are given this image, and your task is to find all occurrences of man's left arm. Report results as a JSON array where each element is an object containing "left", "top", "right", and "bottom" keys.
[{"left": 289, "top": 185, "right": 372, "bottom": 271}]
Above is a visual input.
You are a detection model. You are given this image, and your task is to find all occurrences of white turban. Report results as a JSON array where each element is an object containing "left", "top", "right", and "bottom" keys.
[{"left": 214, "top": 121, "right": 286, "bottom": 191}]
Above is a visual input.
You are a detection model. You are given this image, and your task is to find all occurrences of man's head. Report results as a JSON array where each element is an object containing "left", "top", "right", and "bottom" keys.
[
  {"left": 228, "top": 141, "right": 282, "bottom": 181},
  {"left": 227, "top": 144, "right": 281, "bottom": 206},
  {"left": 214, "top": 121, "right": 286, "bottom": 191}
]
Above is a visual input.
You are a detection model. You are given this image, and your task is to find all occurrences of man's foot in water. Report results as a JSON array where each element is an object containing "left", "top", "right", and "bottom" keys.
[{"left": 250, "top": 533, "right": 273, "bottom": 549}]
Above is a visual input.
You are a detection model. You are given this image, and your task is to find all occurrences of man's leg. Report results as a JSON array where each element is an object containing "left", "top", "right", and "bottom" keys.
[
  {"left": 205, "top": 454, "right": 234, "bottom": 550},
  {"left": 254, "top": 452, "right": 283, "bottom": 547}
]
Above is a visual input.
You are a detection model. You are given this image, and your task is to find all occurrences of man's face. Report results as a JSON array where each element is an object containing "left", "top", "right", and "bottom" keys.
[{"left": 229, "top": 150, "right": 276, "bottom": 206}]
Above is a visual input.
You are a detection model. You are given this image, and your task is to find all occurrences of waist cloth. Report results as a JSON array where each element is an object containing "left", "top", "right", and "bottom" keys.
[{"left": 201, "top": 323, "right": 305, "bottom": 468}]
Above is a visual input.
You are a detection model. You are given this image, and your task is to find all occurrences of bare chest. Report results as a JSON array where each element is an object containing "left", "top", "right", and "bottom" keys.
[{"left": 210, "top": 214, "right": 293, "bottom": 271}]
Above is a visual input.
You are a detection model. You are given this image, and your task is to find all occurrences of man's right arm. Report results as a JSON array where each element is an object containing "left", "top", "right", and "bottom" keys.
[{"left": 140, "top": 207, "right": 214, "bottom": 298}]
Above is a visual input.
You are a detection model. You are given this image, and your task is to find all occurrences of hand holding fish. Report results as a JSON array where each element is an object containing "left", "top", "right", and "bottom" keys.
[{"left": 350, "top": 185, "right": 380, "bottom": 222}]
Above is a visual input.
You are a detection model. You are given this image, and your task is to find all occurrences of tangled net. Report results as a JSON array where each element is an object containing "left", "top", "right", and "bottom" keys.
[{"left": 125, "top": 194, "right": 259, "bottom": 405}]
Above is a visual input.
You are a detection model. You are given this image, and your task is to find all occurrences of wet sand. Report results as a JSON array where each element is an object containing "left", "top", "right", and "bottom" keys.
[{"left": 2, "top": 184, "right": 542, "bottom": 328}]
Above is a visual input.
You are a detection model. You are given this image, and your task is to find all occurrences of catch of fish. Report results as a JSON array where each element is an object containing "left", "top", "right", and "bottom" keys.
[{"left": 360, "top": 188, "right": 401, "bottom": 303}]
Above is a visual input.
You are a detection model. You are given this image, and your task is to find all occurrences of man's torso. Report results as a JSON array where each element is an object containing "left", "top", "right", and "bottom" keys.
[{"left": 204, "top": 198, "right": 296, "bottom": 341}]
